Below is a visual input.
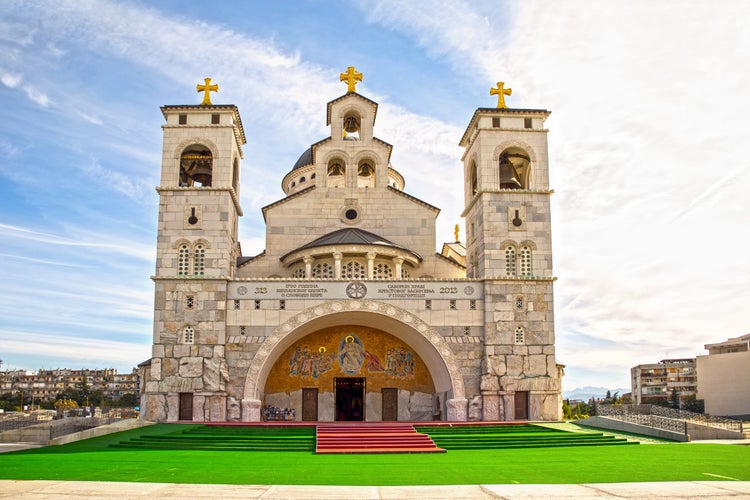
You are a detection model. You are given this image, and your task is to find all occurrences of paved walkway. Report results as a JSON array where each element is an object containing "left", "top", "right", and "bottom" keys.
[{"left": 1, "top": 480, "right": 749, "bottom": 498}]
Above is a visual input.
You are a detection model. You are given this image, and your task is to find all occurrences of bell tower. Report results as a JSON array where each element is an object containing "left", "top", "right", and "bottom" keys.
[
  {"left": 459, "top": 102, "right": 552, "bottom": 280},
  {"left": 144, "top": 79, "right": 247, "bottom": 422},
  {"left": 459, "top": 82, "right": 561, "bottom": 421}
]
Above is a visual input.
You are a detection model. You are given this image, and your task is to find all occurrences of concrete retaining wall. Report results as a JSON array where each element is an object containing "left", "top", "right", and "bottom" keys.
[
  {"left": 579, "top": 416, "right": 688, "bottom": 442},
  {"left": 50, "top": 418, "right": 153, "bottom": 445}
]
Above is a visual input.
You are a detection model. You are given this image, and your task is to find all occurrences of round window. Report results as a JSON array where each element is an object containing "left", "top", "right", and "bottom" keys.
[{"left": 345, "top": 209, "right": 358, "bottom": 220}]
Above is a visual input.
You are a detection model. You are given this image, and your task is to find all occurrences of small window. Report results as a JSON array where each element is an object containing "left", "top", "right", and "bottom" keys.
[
  {"left": 515, "top": 296, "right": 524, "bottom": 310},
  {"left": 425, "top": 300, "right": 432, "bottom": 310},
  {"left": 234, "top": 299, "right": 240, "bottom": 310},
  {"left": 211, "top": 114, "right": 220, "bottom": 124},
  {"left": 514, "top": 327, "right": 525, "bottom": 345},
  {"left": 279, "top": 300, "right": 286, "bottom": 310},
  {"left": 240, "top": 326, "right": 246, "bottom": 336},
  {"left": 186, "top": 295, "right": 194, "bottom": 310},
  {"left": 254, "top": 300, "right": 261, "bottom": 310},
  {"left": 492, "top": 117, "right": 500, "bottom": 128},
  {"left": 299, "top": 177, "right": 306, "bottom": 183},
  {"left": 464, "top": 326, "right": 471, "bottom": 336},
  {"left": 449, "top": 300, "right": 457, "bottom": 310},
  {"left": 524, "top": 118, "right": 532, "bottom": 129},
  {"left": 469, "top": 300, "right": 476, "bottom": 310},
  {"left": 178, "top": 114, "right": 187, "bottom": 125},
  {"left": 182, "top": 326, "right": 195, "bottom": 344}
]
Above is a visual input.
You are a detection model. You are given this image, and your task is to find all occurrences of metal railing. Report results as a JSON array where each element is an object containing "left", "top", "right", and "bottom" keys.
[
  {"left": 598, "top": 404, "right": 743, "bottom": 434},
  {"left": 0, "top": 411, "right": 56, "bottom": 433}
]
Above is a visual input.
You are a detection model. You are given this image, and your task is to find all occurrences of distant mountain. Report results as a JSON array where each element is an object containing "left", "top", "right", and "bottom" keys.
[{"left": 563, "top": 386, "right": 629, "bottom": 401}]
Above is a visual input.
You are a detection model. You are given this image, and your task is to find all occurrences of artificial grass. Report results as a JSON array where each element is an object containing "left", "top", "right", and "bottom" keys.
[
  {"left": 1, "top": 424, "right": 749, "bottom": 485},
  {"left": 415, "top": 424, "right": 635, "bottom": 449}
]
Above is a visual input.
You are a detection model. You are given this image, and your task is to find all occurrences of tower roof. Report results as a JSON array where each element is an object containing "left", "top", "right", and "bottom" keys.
[{"left": 459, "top": 107, "right": 550, "bottom": 147}]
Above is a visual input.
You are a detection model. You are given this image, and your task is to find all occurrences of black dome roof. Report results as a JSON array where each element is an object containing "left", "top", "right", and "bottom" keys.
[{"left": 292, "top": 147, "right": 313, "bottom": 170}]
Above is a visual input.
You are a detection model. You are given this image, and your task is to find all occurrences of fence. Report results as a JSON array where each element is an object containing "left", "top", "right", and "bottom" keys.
[
  {"left": 0, "top": 410, "right": 56, "bottom": 433},
  {"left": 598, "top": 404, "right": 743, "bottom": 434},
  {"left": 0, "top": 408, "right": 138, "bottom": 438}
]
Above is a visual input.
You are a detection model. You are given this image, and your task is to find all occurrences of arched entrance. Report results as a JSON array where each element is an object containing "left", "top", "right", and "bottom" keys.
[
  {"left": 240, "top": 300, "right": 467, "bottom": 421},
  {"left": 262, "top": 325, "right": 436, "bottom": 421}
]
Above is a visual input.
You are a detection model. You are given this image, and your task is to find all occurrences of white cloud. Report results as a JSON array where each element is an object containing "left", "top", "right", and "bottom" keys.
[
  {"left": 1, "top": 71, "right": 22, "bottom": 88},
  {"left": 354, "top": 0, "right": 750, "bottom": 388}
]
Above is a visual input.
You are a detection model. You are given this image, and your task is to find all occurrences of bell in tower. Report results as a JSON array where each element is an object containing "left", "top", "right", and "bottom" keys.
[
  {"left": 498, "top": 153, "right": 522, "bottom": 189},
  {"left": 180, "top": 148, "right": 213, "bottom": 187}
]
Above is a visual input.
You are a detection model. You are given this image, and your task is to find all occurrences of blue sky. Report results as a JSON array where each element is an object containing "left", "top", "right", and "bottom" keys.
[{"left": 1, "top": 0, "right": 749, "bottom": 392}]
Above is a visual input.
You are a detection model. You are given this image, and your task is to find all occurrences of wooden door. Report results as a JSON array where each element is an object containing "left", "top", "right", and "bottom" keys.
[
  {"left": 382, "top": 388, "right": 398, "bottom": 421},
  {"left": 178, "top": 393, "right": 193, "bottom": 421},
  {"left": 302, "top": 388, "right": 318, "bottom": 421},
  {"left": 514, "top": 391, "right": 529, "bottom": 420}
]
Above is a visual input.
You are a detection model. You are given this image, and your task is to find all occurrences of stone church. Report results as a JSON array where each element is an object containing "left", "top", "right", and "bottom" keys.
[{"left": 140, "top": 71, "right": 562, "bottom": 423}]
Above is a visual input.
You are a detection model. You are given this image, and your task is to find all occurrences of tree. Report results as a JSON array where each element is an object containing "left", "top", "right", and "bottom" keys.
[
  {"left": 683, "top": 394, "right": 705, "bottom": 414},
  {"left": 605, "top": 390, "right": 611, "bottom": 400},
  {"left": 116, "top": 393, "right": 139, "bottom": 408},
  {"left": 588, "top": 397, "right": 598, "bottom": 416},
  {"left": 670, "top": 388, "right": 680, "bottom": 409},
  {"left": 54, "top": 399, "right": 79, "bottom": 412}
]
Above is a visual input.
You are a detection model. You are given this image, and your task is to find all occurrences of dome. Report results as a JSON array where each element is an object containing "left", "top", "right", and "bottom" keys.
[{"left": 292, "top": 147, "right": 313, "bottom": 170}]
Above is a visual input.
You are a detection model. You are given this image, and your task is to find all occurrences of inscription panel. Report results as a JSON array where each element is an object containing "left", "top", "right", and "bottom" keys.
[{"left": 229, "top": 281, "right": 483, "bottom": 300}]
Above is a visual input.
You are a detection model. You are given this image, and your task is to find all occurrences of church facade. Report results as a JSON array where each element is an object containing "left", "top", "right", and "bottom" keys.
[{"left": 140, "top": 73, "right": 562, "bottom": 422}]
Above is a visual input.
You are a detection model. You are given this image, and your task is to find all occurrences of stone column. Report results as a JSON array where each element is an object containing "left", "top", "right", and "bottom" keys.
[
  {"left": 241, "top": 398, "right": 262, "bottom": 422},
  {"left": 303, "top": 256, "right": 313, "bottom": 278},
  {"left": 366, "top": 251, "right": 377, "bottom": 279},
  {"left": 192, "top": 394, "right": 206, "bottom": 422},
  {"left": 446, "top": 398, "right": 468, "bottom": 421},
  {"left": 392, "top": 257, "right": 404, "bottom": 279},
  {"left": 333, "top": 251, "right": 342, "bottom": 278},
  {"left": 482, "top": 392, "right": 501, "bottom": 421},
  {"left": 502, "top": 393, "right": 515, "bottom": 421}
]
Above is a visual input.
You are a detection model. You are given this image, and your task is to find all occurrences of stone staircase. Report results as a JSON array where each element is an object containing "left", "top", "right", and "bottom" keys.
[{"left": 315, "top": 423, "right": 445, "bottom": 454}]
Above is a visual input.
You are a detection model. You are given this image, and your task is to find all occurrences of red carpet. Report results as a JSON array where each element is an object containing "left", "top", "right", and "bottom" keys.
[{"left": 315, "top": 423, "right": 445, "bottom": 454}]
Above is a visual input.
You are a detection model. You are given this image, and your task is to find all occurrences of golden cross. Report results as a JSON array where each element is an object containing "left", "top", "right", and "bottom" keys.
[
  {"left": 490, "top": 81, "right": 512, "bottom": 108},
  {"left": 196, "top": 77, "right": 219, "bottom": 106},
  {"left": 340, "top": 66, "right": 363, "bottom": 93}
]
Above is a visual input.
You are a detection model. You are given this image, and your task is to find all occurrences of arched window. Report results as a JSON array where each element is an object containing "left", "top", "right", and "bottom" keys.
[
  {"left": 182, "top": 326, "right": 195, "bottom": 345},
  {"left": 232, "top": 158, "right": 240, "bottom": 192},
  {"left": 373, "top": 263, "right": 393, "bottom": 280},
  {"left": 178, "top": 244, "right": 190, "bottom": 276},
  {"left": 505, "top": 245, "right": 517, "bottom": 276},
  {"left": 179, "top": 145, "right": 213, "bottom": 187},
  {"left": 519, "top": 246, "right": 532, "bottom": 276},
  {"left": 401, "top": 268, "right": 410, "bottom": 279},
  {"left": 342, "top": 260, "right": 366, "bottom": 279},
  {"left": 357, "top": 162, "right": 375, "bottom": 188},
  {"left": 291, "top": 267, "right": 306, "bottom": 278},
  {"left": 193, "top": 245, "right": 206, "bottom": 276},
  {"left": 470, "top": 161, "right": 478, "bottom": 195},
  {"left": 311, "top": 262, "right": 334, "bottom": 278}
]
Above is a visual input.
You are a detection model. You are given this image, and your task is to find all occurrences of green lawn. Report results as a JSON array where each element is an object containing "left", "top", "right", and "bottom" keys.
[{"left": 1, "top": 424, "right": 748, "bottom": 485}]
